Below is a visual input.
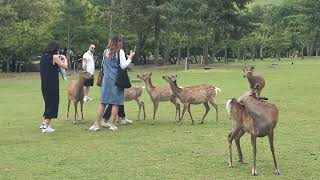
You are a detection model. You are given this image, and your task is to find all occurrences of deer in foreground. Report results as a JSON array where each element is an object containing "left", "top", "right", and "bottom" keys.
[
  {"left": 124, "top": 87, "right": 146, "bottom": 120},
  {"left": 242, "top": 65, "right": 265, "bottom": 96},
  {"left": 162, "top": 75, "right": 221, "bottom": 124},
  {"left": 66, "top": 70, "right": 92, "bottom": 124},
  {"left": 137, "top": 72, "right": 180, "bottom": 124},
  {"left": 226, "top": 84, "right": 280, "bottom": 176}
]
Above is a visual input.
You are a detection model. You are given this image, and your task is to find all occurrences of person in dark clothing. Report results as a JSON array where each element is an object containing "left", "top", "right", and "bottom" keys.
[{"left": 40, "top": 40, "right": 68, "bottom": 133}]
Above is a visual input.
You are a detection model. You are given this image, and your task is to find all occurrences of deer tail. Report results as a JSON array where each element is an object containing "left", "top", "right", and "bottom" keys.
[{"left": 215, "top": 87, "right": 222, "bottom": 95}]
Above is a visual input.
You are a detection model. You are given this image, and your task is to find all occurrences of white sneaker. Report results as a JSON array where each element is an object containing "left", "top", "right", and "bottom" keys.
[
  {"left": 119, "top": 118, "right": 133, "bottom": 125},
  {"left": 39, "top": 123, "right": 44, "bottom": 129},
  {"left": 42, "top": 126, "right": 55, "bottom": 133},
  {"left": 109, "top": 125, "right": 118, "bottom": 131},
  {"left": 83, "top": 96, "right": 89, "bottom": 102},
  {"left": 101, "top": 121, "right": 111, "bottom": 128},
  {"left": 86, "top": 96, "right": 93, "bottom": 101},
  {"left": 89, "top": 124, "right": 100, "bottom": 131}
]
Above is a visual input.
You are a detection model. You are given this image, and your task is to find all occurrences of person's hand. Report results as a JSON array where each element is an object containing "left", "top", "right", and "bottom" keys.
[{"left": 128, "top": 50, "right": 135, "bottom": 60}]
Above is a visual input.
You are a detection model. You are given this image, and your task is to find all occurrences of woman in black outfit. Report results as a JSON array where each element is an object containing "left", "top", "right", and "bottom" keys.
[{"left": 40, "top": 40, "right": 68, "bottom": 133}]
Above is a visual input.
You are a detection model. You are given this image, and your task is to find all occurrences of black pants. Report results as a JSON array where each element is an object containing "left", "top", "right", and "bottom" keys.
[{"left": 103, "top": 104, "right": 125, "bottom": 120}]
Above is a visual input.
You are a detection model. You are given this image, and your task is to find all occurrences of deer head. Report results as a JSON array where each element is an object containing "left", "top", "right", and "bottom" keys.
[
  {"left": 79, "top": 70, "right": 92, "bottom": 80},
  {"left": 242, "top": 65, "right": 255, "bottom": 78},
  {"left": 162, "top": 75, "right": 177, "bottom": 83},
  {"left": 137, "top": 72, "right": 152, "bottom": 81}
]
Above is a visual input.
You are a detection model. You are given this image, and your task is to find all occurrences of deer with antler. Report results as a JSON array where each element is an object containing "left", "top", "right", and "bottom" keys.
[
  {"left": 162, "top": 75, "right": 221, "bottom": 125},
  {"left": 226, "top": 84, "right": 280, "bottom": 176},
  {"left": 242, "top": 65, "right": 265, "bottom": 96},
  {"left": 137, "top": 73, "right": 181, "bottom": 124}
]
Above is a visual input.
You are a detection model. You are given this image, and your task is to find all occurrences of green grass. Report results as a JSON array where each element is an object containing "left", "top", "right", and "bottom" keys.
[{"left": 0, "top": 58, "right": 319, "bottom": 179}]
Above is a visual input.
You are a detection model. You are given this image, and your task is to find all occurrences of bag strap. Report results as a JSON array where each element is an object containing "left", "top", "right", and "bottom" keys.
[{"left": 118, "top": 50, "right": 122, "bottom": 69}]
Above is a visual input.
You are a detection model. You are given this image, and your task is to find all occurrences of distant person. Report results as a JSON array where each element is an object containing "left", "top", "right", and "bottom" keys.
[
  {"left": 82, "top": 44, "right": 96, "bottom": 101},
  {"left": 89, "top": 35, "right": 135, "bottom": 131},
  {"left": 40, "top": 40, "right": 68, "bottom": 133}
]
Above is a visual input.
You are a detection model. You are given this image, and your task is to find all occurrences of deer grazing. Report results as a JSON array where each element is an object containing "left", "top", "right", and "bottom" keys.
[
  {"left": 66, "top": 70, "right": 92, "bottom": 124},
  {"left": 137, "top": 72, "right": 180, "bottom": 124},
  {"left": 124, "top": 87, "right": 146, "bottom": 120},
  {"left": 242, "top": 65, "right": 265, "bottom": 96},
  {"left": 162, "top": 75, "right": 221, "bottom": 124},
  {"left": 226, "top": 84, "right": 280, "bottom": 176}
]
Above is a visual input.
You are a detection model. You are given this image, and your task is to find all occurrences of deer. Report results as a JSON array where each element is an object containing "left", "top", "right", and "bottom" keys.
[
  {"left": 137, "top": 72, "right": 181, "bottom": 124},
  {"left": 162, "top": 75, "right": 221, "bottom": 125},
  {"left": 66, "top": 70, "right": 93, "bottom": 124},
  {"left": 124, "top": 87, "right": 146, "bottom": 120},
  {"left": 242, "top": 65, "right": 265, "bottom": 96},
  {"left": 226, "top": 84, "right": 280, "bottom": 176}
]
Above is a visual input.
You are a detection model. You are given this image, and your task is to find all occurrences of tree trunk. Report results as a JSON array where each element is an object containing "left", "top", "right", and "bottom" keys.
[
  {"left": 6, "top": 58, "right": 10, "bottom": 72},
  {"left": 224, "top": 48, "right": 228, "bottom": 64},
  {"left": 259, "top": 46, "right": 263, "bottom": 60},
  {"left": 177, "top": 38, "right": 181, "bottom": 64},
  {"left": 164, "top": 21, "right": 171, "bottom": 64},
  {"left": 154, "top": 0, "right": 161, "bottom": 64},
  {"left": 316, "top": 49, "right": 319, "bottom": 56},
  {"left": 67, "top": 23, "right": 71, "bottom": 70},
  {"left": 301, "top": 46, "right": 304, "bottom": 59},
  {"left": 203, "top": 26, "right": 209, "bottom": 65}
]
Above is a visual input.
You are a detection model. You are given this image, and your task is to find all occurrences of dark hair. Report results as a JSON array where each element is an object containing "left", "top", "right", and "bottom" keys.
[
  {"left": 44, "top": 40, "right": 60, "bottom": 55},
  {"left": 107, "top": 35, "right": 123, "bottom": 58}
]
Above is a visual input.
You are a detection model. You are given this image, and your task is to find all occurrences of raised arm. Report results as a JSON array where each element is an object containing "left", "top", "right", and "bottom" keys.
[
  {"left": 119, "top": 49, "right": 135, "bottom": 69},
  {"left": 53, "top": 55, "right": 68, "bottom": 69}
]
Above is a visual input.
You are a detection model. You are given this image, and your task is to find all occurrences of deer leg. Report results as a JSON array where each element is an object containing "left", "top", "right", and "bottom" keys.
[
  {"left": 187, "top": 104, "right": 194, "bottom": 125},
  {"left": 235, "top": 129, "right": 246, "bottom": 164},
  {"left": 141, "top": 101, "right": 146, "bottom": 120},
  {"left": 73, "top": 101, "right": 78, "bottom": 124},
  {"left": 251, "top": 135, "right": 257, "bottom": 176},
  {"left": 170, "top": 98, "right": 180, "bottom": 122},
  {"left": 228, "top": 127, "right": 242, "bottom": 168},
  {"left": 201, "top": 102, "right": 210, "bottom": 124},
  {"left": 80, "top": 100, "right": 84, "bottom": 123},
  {"left": 152, "top": 101, "right": 159, "bottom": 125},
  {"left": 179, "top": 104, "right": 188, "bottom": 125},
  {"left": 135, "top": 98, "right": 141, "bottom": 120},
  {"left": 209, "top": 100, "right": 219, "bottom": 122},
  {"left": 66, "top": 99, "right": 71, "bottom": 120},
  {"left": 268, "top": 131, "right": 280, "bottom": 175}
]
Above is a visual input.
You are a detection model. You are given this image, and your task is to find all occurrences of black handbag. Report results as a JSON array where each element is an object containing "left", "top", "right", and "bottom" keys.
[{"left": 115, "top": 51, "right": 132, "bottom": 89}]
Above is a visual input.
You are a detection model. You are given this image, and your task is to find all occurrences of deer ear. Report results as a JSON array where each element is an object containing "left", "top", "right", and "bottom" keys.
[
  {"left": 251, "top": 66, "right": 255, "bottom": 71},
  {"left": 149, "top": 72, "right": 152, "bottom": 75}
]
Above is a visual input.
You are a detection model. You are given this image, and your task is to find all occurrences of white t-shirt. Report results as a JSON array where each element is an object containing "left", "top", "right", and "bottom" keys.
[{"left": 82, "top": 51, "right": 95, "bottom": 75}]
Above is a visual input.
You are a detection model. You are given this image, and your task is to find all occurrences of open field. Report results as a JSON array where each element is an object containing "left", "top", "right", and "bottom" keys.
[{"left": 0, "top": 58, "right": 319, "bottom": 179}]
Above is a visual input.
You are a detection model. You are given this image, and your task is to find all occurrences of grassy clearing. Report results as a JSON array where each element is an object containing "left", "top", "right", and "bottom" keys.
[{"left": 0, "top": 58, "right": 319, "bottom": 179}]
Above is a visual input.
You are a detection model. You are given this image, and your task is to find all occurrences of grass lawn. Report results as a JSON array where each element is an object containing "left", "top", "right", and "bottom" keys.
[{"left": 0, "top": 57, "right": 319, "bottom": 179}]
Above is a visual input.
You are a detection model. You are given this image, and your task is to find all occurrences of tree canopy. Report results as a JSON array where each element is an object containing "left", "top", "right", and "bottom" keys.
[{"left": 0, "top": 0, "right": 319, "bottom": 71}]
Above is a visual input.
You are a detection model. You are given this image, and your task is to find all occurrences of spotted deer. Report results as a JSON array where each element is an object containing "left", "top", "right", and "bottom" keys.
[
  {"left": 66, "top": 70, "right": 93, "bottom": 124},
  {"left": 137, "top": 72, "right": 180, "bottom": 124},
  {"left": 226, "top": 84, "right": 280, "bottom": 176},
  {"left": 124, "top": 87, "right": 146, "bottom": 120},
  {"left": 162, "top": 75, "right": 221, "bottom": 124},
  {"left": 242, "top": 65, "right": 265, "bottom": 96}
]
